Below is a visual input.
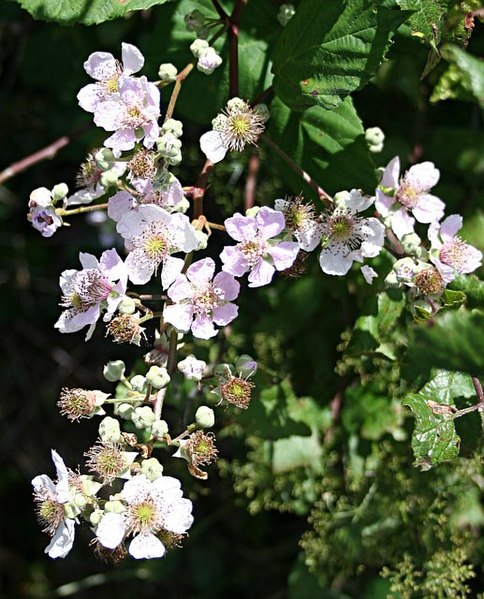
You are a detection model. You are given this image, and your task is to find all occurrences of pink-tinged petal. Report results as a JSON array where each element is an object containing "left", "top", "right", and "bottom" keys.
[
  {"left": 361, "top": 218, "right": 385, "bottom": 258},
  {"left": 100, "top": 249, "right": 127, "bottom": 286},
  {"left": 220, "top": 246, "right": 248, "bottom": 277},
  {"left": 273, "top": 199, "right": 289, "bottom": 212},
  {"left": 428, "top": 220, "right": 442, "bottom": 248},
  {"left": 167, "top": 275, "right": 193, "bottom": 302},
  {"left": 108, "top": 191, "right": 136, "bottom": 222},
  {"left": 58, "top": 269, "right": 77, "bottom": 295},
  {"left": 391, "top": 207, "right": 415, "bottom": 240},
  {"left": 126, "top": 251, "right": 154, "bottom": 285},
  {"left": 104, "top": 129, "right": 137, "bottom": 153},
  {"left": 346, "top": 189, "right": 373, "bottom": 213},
  {"left": 460, "top": 246, "right": 482, "bottom": 274},
  {"left": 31, "top": 474, "right": 56, "bottom": 496},
  {"left": 405, "top": 161, "right": 439, "bottom": 191},
  {"left": 267, "top": 241, "right": 299, "bottom": 270},
  {"left": 46, "top": 519, "right": 75, "bottom": 559},
  {"left": 129, "top": 533, "right": 165, "bottom": 560},
  {"left": 380, "top": 156, "right": 400, "bottom": 188},
  {"left": 97, "top": 513, "right": 126, "bottom": 549},
  {"left": 432, "top": 257, "right": 456, "bottom": 284},
  {"left": 66, "top": 184, "right": 105, "bottom": 206},
  {"left": 121, "top": 42, "right": 144, "bottom": 74},
  {"left": 163, "top": 304, "right": 194, "bottom": 332},
  {"left": 248, "top": 259, "right": 275, "bottom": 287},
  {"left": 84, "top": 51, "right": 117, "bottom": 80},
  {"left": 213, "top": 272, "right": 240, "bottom": 301},
  {"left": 79, "top": 252, "right": 99, "bottom": 270},
  {"left": 192, "top": 315, "right": 218, "bottom": 339},
  {"left": 161, "top": 256, "right": 185, "bottom": 290},
  {"left": 52, "top": 450, "right": 69, "bottom": 503},
  {"left": 256, "top": 207, "right": 285, "bottom": 239},
  {"left": 319, "top": 246, "right": 353, "bottom": 276},
  {"left": 213, "top": 303, "right": 238, "bottom": 326},
  {"left": 298, "top": 223, "right": 323, "bottom": 252},
  {"left": 361, "top": 265, "right": 378, "bottom": 284},
  {"left": 93, "top": 101, "right": 124, "bottom": 131},
  {"left": 224, "top": 213, "right": 258, "bottom": 242},
  {"left": 54, "top": 305, "right": 100, "bottom": 334},
  {"left": 138, "top": 204, "right": 171, "bottom": 224},
  {"left": 77, "top": 84, "right": 103, "bottom": 113},
  {"left": 200, "top": 131, "right": 227, "bottom": 163},
  {"left": 440, "top": 214, "right": 463, "bottom": 242},
  {"left": 375, "top": 189, "right": 394, "bottom": 216},
  {"left": 186, "top": 257, "right": 215, "bottom": 284},
  {"left": 117, "top": 210, "right": 146, "bottom": 240},
  {"left": 413, "top": 194, "right": 445, "bottom": 224}
]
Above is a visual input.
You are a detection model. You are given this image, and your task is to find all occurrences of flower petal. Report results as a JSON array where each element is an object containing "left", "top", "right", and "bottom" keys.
[
  {"left": 163, "top": 304, "right": 193, "bottom": 332},
  {"left": 121, "top": 43, "right": 144, "bottom": 75},
  {"left": 186, "top": 258, "right": 215, "bottom": 284},
  {"left": 129, "top": 533, "right": 165, "bottom": 559},
  {"left": 192, "top": 315, "right": 218, "bottom": 339},
  {"left": 213, "top": 272, "right": 240, "bottom": 301},
  {"left": 96, "top": 513, "right": 126, "bottom": 550},
  {"left": 248, "top": 259, "right": 275, "bottom": 287},
  {"left": 256, "top": 207, "right": 285, "bottom": 240},
  {"left": 200, "top": 131, "right": 227, "bottom": 163},
  {"left": 213, "top": 303, "right": 238, "bottom": 326},
  {"left": 440, "top": 214, "right": 463, "bottom": 242},
  {"left": 267, "top": 241, "right": 299, "bottom": 270},
  {"left": 413, "top": 194, "right": 445, "bottom": 224},
  {"left": 46, "top": 519, "right": 75, "bottom": 559},
  {"left": 391, "top": 207, "right": 415, "bottom": 240}
]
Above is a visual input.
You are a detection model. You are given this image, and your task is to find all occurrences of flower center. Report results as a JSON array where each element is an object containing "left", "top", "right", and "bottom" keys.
[
  {"left": 440, "top": 237, "right": 467, "bottom": 270},
  {"left": 75, "top": 270, "right": 113, "bottom": 306},
  {"left": 193, "top": 284, "right": 219, "bottom": 317},
  {"left": 134, "top": 223, "right": 172, "bottom": 266},
  {"left": 85, "top": 443, "right": 128, "bottom": 483},
  {"left": 396, "top": 183, "right": 419, "bottom": 209},
  {"left": 238, "top": 237, "right": 265, "bottom": 267},
  {"left": 105, "top": 75, "right": 119, "bottom": 94},
  {"left": 35, "top": 497, "right": 65, "bottom": 536}
]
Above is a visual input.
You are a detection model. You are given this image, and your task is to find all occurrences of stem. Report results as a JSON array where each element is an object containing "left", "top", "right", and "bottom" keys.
[
  {"left": 169, "top": 424, "right": 197, "bottom": 445},
  {"left": 250, "top": 85, "right": 274, "bottom": 107},
  {"left": 56, "top": 202, "right": 109, "bottom": 217},
  {"left": 260, "top": 134, "right": 333, "bottom": 206},
  {"left": 452, "top": 403, "right": 483, "bottom": 420},
  {"left": 384, "top": 227, "right": 405, "bottom": 256},
  {"left": 472, "top": 376, "right": 484, "bottom": 430},
  {"left": 166, "top": 328, "right": 179, "bottom": 374},
  {"left": 136, "top": 294, "right": 168, "bottom": 301},
  {"left": 211, "top": 0, "right": 229, "bottom": 19},
  {"left": 153, "top": 388, "right": 167, "bottom": 420},
  {"left": 244, "top": 150, "right": 259, "bottom": 210},
  {"left": 228, "top": 0, "right": 248, "bottom": 98},
  {"left": 192, "top": 159, "right": 214, "bottom": 219},
  {"left": 164, "top": 63, "right": 195, "bottom": 122}
]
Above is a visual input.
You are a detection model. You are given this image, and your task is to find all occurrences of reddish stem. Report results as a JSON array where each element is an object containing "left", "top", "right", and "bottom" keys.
[
  {"left": 228, "top": 0, "right": 248, "bottom": 98},
  {"left": 244, "top": 150, "right": 259, "bottom": 210},
  {"left": 192, "top": 160, "right": 214, "bottom": 219}
]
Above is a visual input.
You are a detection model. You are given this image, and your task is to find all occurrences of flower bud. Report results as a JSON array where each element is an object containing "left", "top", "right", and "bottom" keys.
[
  {"left": 190, "top": 39, "right": 209, "bottom": 58},
  {"left": 161, "top": 118, "right": 183, "bottom": 138},
  {"left": 100, "top": 168, "right": 120, "bottom": 188},
  {"left": 90, "top": 509, "right": 104, "bottom": 526},
  {"left": 400, "top": 232, "right": 422, "bottom": 256},
  {"left": 365, "top": 126, "right": 385, "bottom": 150},
  {"left": 214, "top": 363, "right": 233, "bottom": 379},
  {"left": 99, "top": 416, "right": 122, "bottom": 443},
  {"left": 131, "top": 406, "right": 156, "bottom": 429},
  {"left": 195, "top": 230, "right": 209, "bottom": 250},
  {"left": 172, "top": 196, "right": 190, "bottom": 213},
  {"left": 105, "top": 499, "right": 125, "bottom": 514},
  {"left": 52, "top": 183, "right": 69, "bottom": 202},
  {"left": 130, "top": 374, "right": 147, "bottom": 393},
  {"left": 235, "top": 354, "right": 257, "bottom": 377},
  {"left": 157, "top": 133, "right": 182, "bottom": 158},
  {"left": 115, "top": 402, "right": 135, "bottom": 419},
  {"left": 146, "top": 365, "right": 171, "bottom": 390},
  {"left": 185, "top": 9, "right": 206, "bottom": 32},
  {"left": 117, "top": 296, "right": 137, "bottom": 315},
  {"left": 277, "top": 3, "right": 296, "bottom": 26},
  {"left": 197, "top": 47, "right": 222, "bottom": 75},
  {"left": 245, "top": 206, "right": 260, "bottom": 218},
  {"left": 158, "top": 62, "right": 178, "bottom": 83},
  {"left": 103, "top": 360, "right": 126, "bottom": 382},
  {"left": 195, "top": 406, "right": 215, "bottom": 428},
  {"left": 151, "top": 419, "right": 169, "bottom": 439},
  {"left": 141, "top": 457, "right": 163, "bottom": 481},
  {"left": 253, "top": 103, "right": 270, "bottom": 123}
]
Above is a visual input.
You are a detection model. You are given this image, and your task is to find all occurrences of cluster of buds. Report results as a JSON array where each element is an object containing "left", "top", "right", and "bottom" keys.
[{"left": 190, "top": 39, "right": 223, "bottom": 75}]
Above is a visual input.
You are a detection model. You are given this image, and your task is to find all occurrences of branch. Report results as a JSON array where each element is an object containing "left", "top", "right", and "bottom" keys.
[
  {"left": 56, "top": 202, "right": 108, "bottom": 217},
  {"left": 228, "top": 0, "right": 249, "bottom": 98},
  {"left": 211, "top": 0, "right": 229, "bottom": 19},
  {"left": 164, "top": 63, "right": 194, "bottom": 122},
  {"left": 192, "top": 159, "right": 214, "bottom": 219},
  {"left": 244, "top": 149, "right": 259, "bottom": 210},
  {"left": 260, "top": 134, "right": 333, "bottom": 206}
]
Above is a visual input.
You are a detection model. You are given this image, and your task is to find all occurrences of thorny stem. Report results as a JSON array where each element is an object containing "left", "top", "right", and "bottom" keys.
[
  {"left": 260, "top": 134, "right": 333, "bottom": 206},
  {"left": 56, "top": 203, "right": 109, "bottom": 217}
]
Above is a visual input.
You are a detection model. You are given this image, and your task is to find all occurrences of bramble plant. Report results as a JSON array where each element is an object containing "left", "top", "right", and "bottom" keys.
[{"left": 4, "top": 0, "right": 484, "bottom": 594}]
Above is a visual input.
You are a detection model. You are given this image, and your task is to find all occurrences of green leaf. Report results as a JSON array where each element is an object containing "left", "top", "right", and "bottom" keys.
[
  {"left": 271, "top": 430, "right": 322, "bottom": 473},
  {"left": 404, "top": 370, "right": 475, "bottom": 468},
  {"left": 272, "top": 0, "right": 409, "bottom": 111},
  {"left": 377, "top": 289, "right": 405, "bottom": 335},
  {"left": 396, "top": 0, "right": 445, "bottom": 46},
  {"left": 266, "top": 96, "right": 377, "bottom": 195},
  {"left": 449, "top": 275, "right": 484, "bottom": 309},
  {"left": 441, "top": 289, "right": 466, "bottom": 312},
  {"left": 15, "top": 0, "right": 174, "bottom": 25},
  {"left": 431, "top": 45, "right": 484, "bottom": 107},
  {"left": 406, "top": 310, "right": 484, "bottom": 377}
]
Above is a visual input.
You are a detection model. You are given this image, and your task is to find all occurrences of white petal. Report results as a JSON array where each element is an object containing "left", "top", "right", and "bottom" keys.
[
  {"left": 319, "top": 245, "right": 353, "bottom": 275},
  {"left": 129, "top": 533, "right": 165, "bottom": 559},
  {"left": 361, "top": 218, "right": 385, "bottom": 258},
  {"left": 46, "top": 519, "right": 75, "bottom": 559},
  {"left": 361, "top": 265, "right": 378, "bottom": 284},
  {"left": 161, "top": 256, "right": 185, "bottom": 290},
  {"left": 121, "top": 43, "right": 144, "bottom": 75},
  {"left": 345, "top": 189, "right": 374, "bottom": 213},
  {"left": 405, "top": 161, "right": 439, "bottom": 191},
  {"left": 380, "top": 156, "right": 400, "bottom": 189},
  {"left": 51, "top": 450, "right": 70, "bottom": 503},
  {"left": 96, "top": 513, "right": 126, "bottom": 549},
  {"left": 200, "top": 131, "right": 227, "bottom": 163}
]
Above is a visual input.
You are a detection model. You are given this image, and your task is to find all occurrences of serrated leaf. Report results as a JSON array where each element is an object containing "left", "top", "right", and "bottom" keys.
[
  {"left": 15, "top": 0, "right": 174, "bottom": 25},
  {"left": 267, "top": 96, "right": 377, "bottom": 196},
  {"left": 432, "top": 45, "right": 484, "bottom": 107},
  {"left": 272, "top": 0, "right": 409, "bottom": 111},
  {"left": 397, "top": 0, "right": 445, "bottom": 45},
  {"left": 449, "top": 275, "right": 484, "bottom": 309},
  {"left": 407, "top": 309, "right": 484, "bottom": 377},
  {"left": 404, "top": 370, "right": 475, "bottom": 468},
  {"left": 441, "top": 289, "right": 466, "bottom": 311},
  {"left": 377, "top": 289, "right": 405, "bottom": 335}
]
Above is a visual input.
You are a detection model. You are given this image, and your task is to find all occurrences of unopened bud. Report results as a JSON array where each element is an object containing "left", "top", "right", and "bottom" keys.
[
  {"left": 365, "top": 126, "right": 385, "bottom": 153},
  {"left": 130, "top": 374, "right": 147, "bottom": 393},
  {"left": 146, "top": 365, "right": 171, "bottom": 390},
  {"left": 103, "top": 360, "right": 126, "bottom": 382},
  {"left": 195, "top": 230, "right": 209, "bottom": 250},
  {"left": 100, "top": 168, "right": 120, "bottom": 188},
  {"left": 141, "top": 457, "right": 163, "bottom": 481},
  {"left": 277, "top": 3, "right": 296, "bottom": 26},
  {"left": 131, "top": 406, "right": 156, "bottom": 429},
  {"left": 99, "top": 416, "right": 122, "bottom": 443},
  {"left": 185, "top": 9, "right": 206, "bottom": 32},
  {"left": 158, "top": 62, "right": 178, "bottom": 83},
  {"left": 52, "top": 183, "right": 69, "bottom": 202},
  {"left": 197, "top": 47, "right": 222, "bottom": 75},
  {"left": 195, "top": 406, "right": 215, "bottom": 428},
  {"left": 151, "top": 419, "right": 169, "bottom": 439},
  {"left": 214, "top": 363, "right": 233, "bottom": 379},
  {"left": 105, "top": 499, "right": 125, "bottom": 514},
  {"left": 235, "top": 354, "right": 257, "bottom": 377},
  {"left": 253, "top": 103, "right": 270, "bottom": 123},
  {"left": 117, "top": 296, "right": 137, "bottom": 315},
  {"left": 190, "top": 39, "right": 209, "bottom": 59},
  {"left": 115, "top": 402, "right": 135, "bottom": 419},
  {"left": 161, "top": 118, "right": 183, "bottom": 138}
]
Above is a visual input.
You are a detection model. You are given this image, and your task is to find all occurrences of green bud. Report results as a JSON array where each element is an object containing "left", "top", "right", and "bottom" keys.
[
  {"left": 131, "top": 406, "right": 156, "bottom": 429},
  {"left": 99, "top": 416, "right": 122, "bottom": 443},
  {"left": 105, "top": 499, "right": 125, "bottom": 514},
  {"left": 72, "top": 492, "right": 87, "bottom": 510},
  {"left": 235, "top": 354, "right": 257, "bottom": 377},
  {"left": 52, "top": 183, "right": 69, "bottom": 202},
  {"left": 117, "top": 296, "right": 137, "bottom": 315},
  {"left": 195, "top": 406, "right": 215, "bottom": 428},
  {"left": 115, "top": 402, "right": 135, "bottom": 419},
  {"left": 195, "top": 230, "right": 209, "bottom": 251},
  {"left": 151, "top": 419, "right": 169, "bottom": 439},
  {"left": 90, "top": 509, "right": 104, "bottom": 526},
  {"left": 365, "top": 126, "right": 385, "bottom": 145},
  {"left": 100, "top": 168, "right": 120, "bottom": 188},
  {"left": 190, "top": 39, "right": 209, "bottom": 58},
  {"left": 165, "top": 150, "right": 182, "bottom": 166},
  {"left": 103, "top": 360, "right": 126, "bottom": 382},
  {"left": 277, "top": 3, "right": 296, "bottom": 26},
  {"left": 140, "top": 457, "right": 163, "bottom": 481},
  {"left": 253, "top": 103, "right": 270, "bottom": 123},
  {"left": 245, "top": 206, "right": 260, "bottom": 218},
  {"left": 158, "top": 62, "right": 178, "bottom": 83},
  {"left": 146, "top": 365, "right": 171, "bottom": 390},
  {"left": 185, "top": 9, "right": 206, "bottom": 32},
  {"left": 130, "top": 374, "right": 147, "bottom": 393},
  {"left": 64, "top": 503, "right": 81, "bottom": 519},
  {"left": 161, "top": 118, "right": 183, "bottom": 138},
  {"left": 400, "top": 232, "right": 421, "bottom": 256}
]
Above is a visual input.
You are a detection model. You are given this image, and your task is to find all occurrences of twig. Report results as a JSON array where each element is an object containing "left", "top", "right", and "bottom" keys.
[
  {"left": 260, "top": 134, "right": 333, "bottom": 206},
  {"left": 164, "top": 63, "right": 195, "bottom": 122},
  {"left": 211, "top": 0, "right": 229, "bottom": 19},
  {"left": 244, "top": 150, "right": 259, "bottom": 210},
  {"left": 56, "top": 202, "right": 108, "bottom": 217},
  {"left": 192, "top": 159, "right": 214, "bottom": 218},
  {"left": 250, "top": 85, "right": 274, "bottom": 107},
  {"left": 228, "top": 0, "right": 249, "bottom": 98},
  {"left": 472, "top": 376, "right": 484, "bottom": 430},
  {"left": 166, "top": 328, "right": 179, "bottom": 374}
]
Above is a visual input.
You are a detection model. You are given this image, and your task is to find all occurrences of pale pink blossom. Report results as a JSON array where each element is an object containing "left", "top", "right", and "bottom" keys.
[
  {"left": 375, "top": 157, "right": 445, "bottom": 239},
  {"left": 77, "top": 43, "right": 144, "bottom": 113},
  {"left": 55, "top": 249, "right": 128, "bottom": 340},
  {"left": 428, "top": 215, "right": 482, "bottom": 283},
  {"left": 164, "top": 258, "right": 239, "bottom": 339},
  {"left": 220, "top": 207, "right": 299, "bottom": 287},
  {"left": 116, "top": 204, "right": 198, "bottom": 288},
  {"left": 361, "top": 265, "right": 378, "bottom": 284},
  {"left": 29, "top": 206, "right": 63, "bottom": 237}
]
